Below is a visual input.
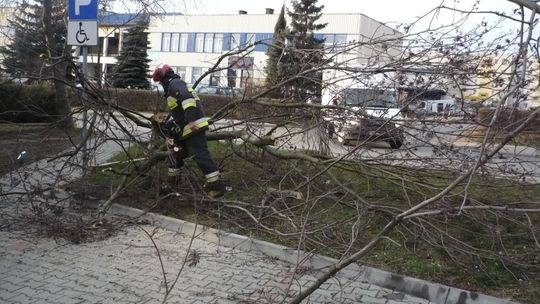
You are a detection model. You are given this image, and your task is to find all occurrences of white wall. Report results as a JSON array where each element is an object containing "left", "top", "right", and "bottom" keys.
[{"left": 145, "top": 13, "right": 402, "bottom": 87}]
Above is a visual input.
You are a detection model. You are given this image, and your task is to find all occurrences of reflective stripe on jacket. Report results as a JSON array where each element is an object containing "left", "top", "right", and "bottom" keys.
[{"left": 182, "top": 117, "right": 210, "bottom": 138}]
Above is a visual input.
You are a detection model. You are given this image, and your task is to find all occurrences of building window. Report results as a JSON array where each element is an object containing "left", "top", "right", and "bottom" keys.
[
  {"left": 195, "top": 33, "right": 204, "bottom": 52},
  {"left": 322, "top": 34, "right": 347, "bottom": 53},
  {"left": 210, "top": 72, "right": 221, "bottom": 86},
  {"left": 231, "top": 33, "right": 241, "bottom": 50},
  {"left": 179, "top": 33, "right": 188, "bottom": 52},
  {"left": 254, "top": 33, "right": 273, "bottom": 52},
  {"left": 334, "top": 34, "right": 347, "bottom": 52},
  {"left": 161, "top": 33, "right": 171, "bottom": 52},
  {"left": 323, "top": 34, "right": 333, "bottom": 49},
  {"left": 171, "top": 33, "right": 180, "bottom": 52},
  {"left": 204, "top": 33, "right": 214, "bottom": 53},
  {"left": 213, "top": 34, "right": 223, "bottom": 53},
  {"left": 107, "top": 33, "right": 120, "bottom": 55},
  {"left": 246, "top": 33, "right": 255, "bottom": 47},
  {"left": 192, "top": 67, "right": 203, "bottom": 83},
  {"left": 174, "top": 66, "right": 186, "bottom": 80}
]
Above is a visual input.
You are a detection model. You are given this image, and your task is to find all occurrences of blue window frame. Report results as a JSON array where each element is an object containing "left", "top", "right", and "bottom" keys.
[
  {"left": 333, "top": 34, "right": 347, "bottom": 52},
  {"left": 238, "top": 33, "right": 246, "bottom": 48},
  {"left": 222, "top": 33, "right": 232, "bottom": 51},
  {"left": 320, "top": 33, "right": 348, "bottom": 53},
  {"left": 313, "top": 33, "right": 324, "bottom": 42},
  {"left": 187, "top": 33, "right": 196, "bottom": 52},
  {"left": 254, "top": 33, "right": 273, "bottom": 52}
]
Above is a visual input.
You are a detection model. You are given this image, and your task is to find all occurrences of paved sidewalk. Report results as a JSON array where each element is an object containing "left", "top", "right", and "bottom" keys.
[{"left": 0, "top": 224, "right": 431, "bottom": 304}]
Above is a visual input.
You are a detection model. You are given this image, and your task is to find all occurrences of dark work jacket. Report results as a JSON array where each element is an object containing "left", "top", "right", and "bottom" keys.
[{"left": 165, "top": 77, "right": 209, "bottom": 139}]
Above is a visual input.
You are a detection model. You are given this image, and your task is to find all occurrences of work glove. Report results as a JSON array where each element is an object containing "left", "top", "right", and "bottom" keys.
[
  {"left": 160, "top": 119, "right": 181, "bottom": 138},
  {"left": 185, "top": 121, "right": 200, "bottom": 133}
]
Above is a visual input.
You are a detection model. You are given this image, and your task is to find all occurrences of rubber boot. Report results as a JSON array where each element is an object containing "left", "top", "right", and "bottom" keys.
[{"left": 204, "top": 179, "right": 227, "bottom": 198}]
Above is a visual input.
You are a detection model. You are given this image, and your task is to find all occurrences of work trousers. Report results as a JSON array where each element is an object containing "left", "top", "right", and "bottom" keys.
[{"left": 168, "top": 131, "right": 219, "bottom": 176}]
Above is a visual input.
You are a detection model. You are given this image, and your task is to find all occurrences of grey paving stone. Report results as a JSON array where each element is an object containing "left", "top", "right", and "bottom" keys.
[
  {"left": 0, "top": 290, "right": 19, "bottom": 301},
  {"left": 34, "top": 289, "right": 63, "bottom": 301},
  {"left": 0, "top": 281, "right": 24, "bottom": 292},
  {"left": 8, "top": 293, "right": 39, "bottom": 304},
  {"left": 23, "top": 299, "right": 52, "bottom": 304},
  {"left": 361, "top": 295, "right": 389, "bottom": 303}
]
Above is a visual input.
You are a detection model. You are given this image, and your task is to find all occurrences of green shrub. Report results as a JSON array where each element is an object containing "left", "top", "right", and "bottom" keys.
[
  {"left": 69, "top": 87, "right": 298, "bottom": 124},
  {"left": 0, "top": 81, "right": 58, "bottom": 123},
  {"left": 101, "top": 87, "right": 164, "bottom": 112},
  {"left": 68, "top": 87, "right": 164, "bottom": 112}
]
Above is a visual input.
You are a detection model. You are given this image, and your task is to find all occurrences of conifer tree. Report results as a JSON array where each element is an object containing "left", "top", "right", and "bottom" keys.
[
  {"left": 284, "top": 0, "right": 327, "bottom": 101},
  {"left": 265, "top": 5, "right": 287, "bottom": 93},
  {"left": 1, "top": 0, "right": 73, "bottom": 127},
  {"left": 1, "top": 0, "right": 66, "bottom": 80},
  {"left": 109, "top": 19, "right": 151, "bottom": 89}
]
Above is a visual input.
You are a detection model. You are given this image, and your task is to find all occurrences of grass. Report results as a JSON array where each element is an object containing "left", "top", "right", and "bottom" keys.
[{"left": 72, "top": 140, "right": 540, "bottom": 303}]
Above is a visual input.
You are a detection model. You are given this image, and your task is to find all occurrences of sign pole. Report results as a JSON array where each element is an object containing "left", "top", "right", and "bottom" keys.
[{"left": 81, "top": 45, "right": 89, "bottom": 173}]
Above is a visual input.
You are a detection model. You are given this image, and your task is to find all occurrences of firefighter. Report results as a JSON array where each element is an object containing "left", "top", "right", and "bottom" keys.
[{"left": 152, "top": 63, "right": 227, "bottom": 198}]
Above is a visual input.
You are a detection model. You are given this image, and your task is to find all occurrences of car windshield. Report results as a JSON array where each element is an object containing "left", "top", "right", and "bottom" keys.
[
  {"left": 197, "top": 86, "right": 218, "bottom": 94},
  {"left": 197, "top": 86, "right": 242, "bottom": 96},
  {"left": 341, "top": 88, "right": 398, "bottom": 108}
]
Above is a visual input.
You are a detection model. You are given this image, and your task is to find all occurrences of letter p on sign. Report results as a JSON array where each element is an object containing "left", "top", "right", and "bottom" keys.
[
  {"left": 75, "top": 0, "right": 92, "bottom": 15},
  {"left": 68, "top": 0, "right": 97, "bottom": 20}
]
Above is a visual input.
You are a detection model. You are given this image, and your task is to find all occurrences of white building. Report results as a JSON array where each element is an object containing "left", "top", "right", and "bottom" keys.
[
  {"left": 78, "top": 9, "right": 402, "bottom": 89},
  {"left": 146, "top": 9, "right": 402, "bottom": 88}
]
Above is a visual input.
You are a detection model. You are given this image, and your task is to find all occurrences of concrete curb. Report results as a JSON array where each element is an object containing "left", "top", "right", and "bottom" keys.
[{"left": 109, "top": 204, "right": 519, "bottom": 304}]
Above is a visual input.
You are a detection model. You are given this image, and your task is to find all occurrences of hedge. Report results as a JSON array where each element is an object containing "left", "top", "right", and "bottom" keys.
[
  {"left": 0, "top": 83, "right": 304, "bottom": 124},
  {"left": 477, "top": 107, "right": 540, "bottom": 133},
  {"left": 73, "top": 87, "right": 296, "bottom": 123},
  {"left": 0, "top": 82, "right": 60, "bottom": 123}
]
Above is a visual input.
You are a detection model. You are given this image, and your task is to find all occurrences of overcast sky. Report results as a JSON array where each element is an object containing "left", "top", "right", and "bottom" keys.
[{"left": 155, "top": 0, "right": 528, "bottom": 37}]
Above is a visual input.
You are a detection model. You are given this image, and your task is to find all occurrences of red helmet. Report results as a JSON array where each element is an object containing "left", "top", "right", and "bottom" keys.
[{"left": 152, "top": 63, "right": 173, "bottom": 82}]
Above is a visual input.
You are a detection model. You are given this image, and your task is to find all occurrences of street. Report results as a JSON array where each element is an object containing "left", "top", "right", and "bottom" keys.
[{"left": 215, "top": 117, "right": 540, "bottom": 183}]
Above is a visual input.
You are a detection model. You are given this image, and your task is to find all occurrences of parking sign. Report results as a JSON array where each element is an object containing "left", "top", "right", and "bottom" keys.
[
  {"left": 67, "top": 21, "right": 98, "bottom": 46},
  {"left": 68, "top": 0, "right": 98, "bottom": 20},
  {"left": 67, "top": 0, "right": 98, "bottom": 46}
]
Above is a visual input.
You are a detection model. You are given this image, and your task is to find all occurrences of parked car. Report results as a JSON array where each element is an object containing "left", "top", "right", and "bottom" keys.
[
  {"left": 196, "top": 85, "right": 243, "bottom": 97},
  {"left": 323, "top": 88, "right": 405, "bottom": 148}
]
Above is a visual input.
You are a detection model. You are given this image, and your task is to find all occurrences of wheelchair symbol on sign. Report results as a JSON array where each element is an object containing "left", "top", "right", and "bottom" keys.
[{"left": 76, "top": 22, "right": 89, "bottom": 43}]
